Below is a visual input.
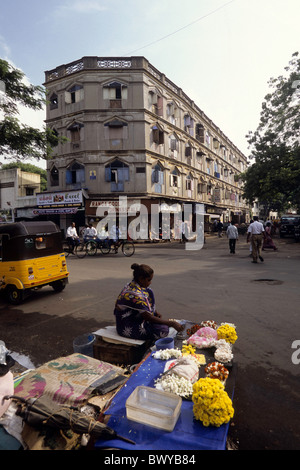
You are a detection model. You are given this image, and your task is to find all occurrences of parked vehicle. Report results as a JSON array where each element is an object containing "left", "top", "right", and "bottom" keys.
[
  {"left": 0, "top": 221, "right": 69, "bottom": 304},
  {"left": 279, "top": 215, "right": 300, "bottom": 238},
  {"left": 294, "top": 219, "right": 300, "bottom": 242}
]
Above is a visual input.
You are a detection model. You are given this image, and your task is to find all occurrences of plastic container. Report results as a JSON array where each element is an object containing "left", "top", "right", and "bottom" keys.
[
  {"left": 155, "top": 337, "right": 174, "bottom": 350},
  {"left": 126, "top": 385, "right": 182, "bottom": 431},
  {"left": 73, "top": 334, "right": 95, "bottom": 357}
]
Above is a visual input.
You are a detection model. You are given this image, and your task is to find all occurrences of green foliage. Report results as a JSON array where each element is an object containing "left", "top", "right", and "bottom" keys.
[
  {"left": 243, "top": 52, "right": 300, "bottom": 213},
  {"left": 0, "top": 58, "right": 59, "bottom": 161}
]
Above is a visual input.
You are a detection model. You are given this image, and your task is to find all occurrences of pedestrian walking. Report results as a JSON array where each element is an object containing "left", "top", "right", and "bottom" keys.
[
  {"left": 217, "top": 220, "right": 223, "bottom": 238},
  {"left": 263, "top": 222, "right": 278, "bottom": 251},
  {"left": 226, "top": 221, "right": 239, "bottom": 253},
  {"left": 246, "top": 217, "right": 266, "bottom": 263}
]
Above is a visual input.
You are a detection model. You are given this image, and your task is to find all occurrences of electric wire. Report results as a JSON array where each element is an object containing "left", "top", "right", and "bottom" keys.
[{"left": 123, "top": 0, "right": 237, "bottom": 56}]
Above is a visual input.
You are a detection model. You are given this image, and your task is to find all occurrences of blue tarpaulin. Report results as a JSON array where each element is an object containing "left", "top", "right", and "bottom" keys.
[{"left": 95, "top": 353, "right": 235, "bottom": 450}]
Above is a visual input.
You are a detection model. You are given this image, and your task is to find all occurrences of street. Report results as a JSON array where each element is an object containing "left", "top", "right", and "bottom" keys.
[{"left": 1, "top": 233, "right": 299, "bottom": 450}]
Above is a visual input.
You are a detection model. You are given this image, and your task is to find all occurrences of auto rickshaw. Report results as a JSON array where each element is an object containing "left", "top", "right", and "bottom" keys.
[{"left": 0, "top": 221, "right": 69, "bottom": 304}]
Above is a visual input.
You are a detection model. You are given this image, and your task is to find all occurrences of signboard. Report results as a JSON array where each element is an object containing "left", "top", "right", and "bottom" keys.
[{"left": 37, "top": 190, "right": 83, "bottom": 208}]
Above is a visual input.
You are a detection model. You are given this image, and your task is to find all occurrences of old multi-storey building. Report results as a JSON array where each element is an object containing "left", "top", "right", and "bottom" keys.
[
  {"left": 44, "top": 56, "right": 249, "bottom": 237},
  {"left": 0, "top": 167, "right": 41, "bottom": 222}
]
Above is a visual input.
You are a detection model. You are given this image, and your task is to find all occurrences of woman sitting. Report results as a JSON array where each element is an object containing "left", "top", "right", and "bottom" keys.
[{"left": 114, "top": 263, "right": 184, "bottom": 340}]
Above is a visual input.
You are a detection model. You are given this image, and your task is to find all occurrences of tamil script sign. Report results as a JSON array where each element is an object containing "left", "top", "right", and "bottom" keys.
[{"left": 37, "top": 190, "right": 83, "bottom": 207}]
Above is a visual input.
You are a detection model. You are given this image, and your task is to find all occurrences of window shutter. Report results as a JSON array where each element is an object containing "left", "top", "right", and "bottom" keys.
[
  {"left": 152, "top": 169, "right": 159, "bottom": 184},
  {"left": 185, "top": 146, "right": 191, "bottom": 157},
  {"left": 153, "top": 128, "right": 159, "bottom": 144},
  {"left": 65, "top": 91, "right": 71, "bottom": 104},
  {"left": 170, "top": 138, "right": 177, "bottom": 151},
  {"left": 66, "top": 170, "right": 72, "bottom": 184},
  {"left": 75, "top": 88, "right": 84, "bottom": 102},
  {"left": 105, "top": 167, "right": 111, "bottom": 182}
]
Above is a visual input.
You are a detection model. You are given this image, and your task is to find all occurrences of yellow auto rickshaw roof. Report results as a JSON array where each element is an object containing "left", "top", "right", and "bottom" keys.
[{"left": 0, "top": 221, "right": 60, "bottom": 237}]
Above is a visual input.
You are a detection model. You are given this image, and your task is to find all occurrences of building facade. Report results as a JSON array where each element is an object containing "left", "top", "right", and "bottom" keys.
[
  {"left": 44, "top": 56, "right": 250, "bottom": 237},
  {"left": 0, "top": 167, "right": 41, "bottom": 222}
]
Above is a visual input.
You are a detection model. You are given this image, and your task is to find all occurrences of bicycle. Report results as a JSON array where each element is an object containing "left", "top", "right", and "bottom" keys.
[
  {"left": 62, "top": 239, "right": 87, "bottom": 258},
  {"left": 85, "top": 238, "right": 110, "bottom": 256},
  {"left": 86, "top": 238, "right": 135, "bottom": 257}
]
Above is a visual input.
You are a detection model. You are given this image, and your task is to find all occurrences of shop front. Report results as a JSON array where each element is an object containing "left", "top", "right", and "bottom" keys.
[
  {"left": 34, "top": 190, "right": 86, "bottom": 238},
  {"left": 85, "top": 197, "right": 184, "bottom": 241}
]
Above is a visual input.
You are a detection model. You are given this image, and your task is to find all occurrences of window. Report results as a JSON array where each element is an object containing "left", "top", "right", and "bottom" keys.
[
  {"left": 185, "top": 144, "right": 192, "bottom": 157},
  {"left": 104, "top": 119, "right": 128, "bottom": 141},
  {"left": 184, "top": 115, "right": 194, "bottom": 136},
  {"left": 205, "top": 132, "right": 211, "bottom": 146},
  {"left": 169, "top": 134, "right": 179, "bottom": 158},
  {"left": 214, "top": 161, "right": 220, "bottom": 178},
  {"left": 152, "top": 125, "right": 164, "bottom": 145},
  {"left": 66, "top": 162, "right": 85, "bottom": 185},
  {"left": 166, "top": 102, "right": 178, "bottom": 124},
  {"left": 67, "top": 122, "right": 84, "bottom": 144},
  {"left": 50, "top": 166, "right": 59, "bottom": 186},
  {"left": 195, "top": 124, "right": 205, "bottom": 143},
  {"left": 186, "top": 174, "right": 193, "bottom": 191},
  {"left": 170, "top": 168, "right": 180, "bottom": 188},
  {"left": 149, "top": 90, "right": 163, "bottom": 116},
  {"left": 152, "top": 163, "right": 164, "bottom": 193},
  {"left": 25, "top": 187, "right": 34, "bottom": 196},
  {"left": 50, "top": 93, "right": 58, "bottom": 110},
  {"left": 103, "top": 82, "right": 128, "bottom": 100},
  {"left": 65, "top": 85, "right": 84, "bottom": 104},
  {"left": 105, "top": 159, "right": 129, "bottom": 192},
  {"left": 136, "top": 167, "right": 145, "bottom": 174},
  {"left": 103, "top": 81, "right": 128, "bottom": 108}
]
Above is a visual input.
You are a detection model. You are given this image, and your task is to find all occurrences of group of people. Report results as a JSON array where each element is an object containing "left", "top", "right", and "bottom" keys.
[
  {"left": 225, "top": 217, "right": 277, "bottom": 263},
  {"left": 66, "top": 222, "right": 121, "bottom": 250}
]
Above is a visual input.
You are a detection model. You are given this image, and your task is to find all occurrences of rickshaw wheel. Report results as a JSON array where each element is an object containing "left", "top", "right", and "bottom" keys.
[
  {"left": 51, "top": 280, "right": 66, "bottom": 292},
  {"left": 7, "top": 286, "right": 23, "bottom": 305}
]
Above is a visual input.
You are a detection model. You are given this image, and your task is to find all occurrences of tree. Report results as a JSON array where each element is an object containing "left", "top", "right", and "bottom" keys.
[
  {"left": 247, "top": 52, "right": 300, "bottom": 149},
  {"left": 242, "top": 52, "right": 300, "bottom": 214},
  {"left": 0, "top": 58, "right": 58, "bottom": 161},
  {"left": 1, "top": 162, "right": 47, "bottom": 191}
]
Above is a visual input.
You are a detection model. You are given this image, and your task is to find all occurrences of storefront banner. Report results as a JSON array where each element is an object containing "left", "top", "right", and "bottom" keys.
[
  {"left": 33, "top": 208, "right": 78, "bottom": 215},
  {"left": 37, "top": 190, "right": 83, "bottom": 207}
]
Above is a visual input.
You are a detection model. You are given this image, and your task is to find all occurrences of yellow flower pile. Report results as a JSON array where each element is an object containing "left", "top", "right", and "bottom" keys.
[
  {"left": 182, "top": 343, "right": 196, "bottom": 355},
  {"left": 192, "top": 378, "right": 234, "bottom": 427},
  {"left": 182, "top": 343, "right": 206, "bottom": 365},
  {"left": 217, "top": 324, "right": 238, "bottom": 344}
]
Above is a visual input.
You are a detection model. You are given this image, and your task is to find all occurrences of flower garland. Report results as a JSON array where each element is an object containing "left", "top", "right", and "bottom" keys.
[
  {"left": 192, "top": 377, "right": 234, "bottom": 427},
  {"left": 155, "top": 374, "right": 193, "bottom": 398},
  {"left": 200, "top": 320, "right": 218, "bottom": 330},
  {"left": 217, "top": 324, "right": 238, "bottom": 344},
  {"left": 214, "top": 339, "right": 233, "bottom": 363},
  {"left": 152, "top": 348, "right": 182, "bottom": 360},
  {"left": 204, "top": 362, "right": 229, "bottom": 383}
]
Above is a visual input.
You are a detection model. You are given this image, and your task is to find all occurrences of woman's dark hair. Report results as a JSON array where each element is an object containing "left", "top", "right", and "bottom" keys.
[{"left": 131, "top": 263, "right": 154, "bottom": 282}]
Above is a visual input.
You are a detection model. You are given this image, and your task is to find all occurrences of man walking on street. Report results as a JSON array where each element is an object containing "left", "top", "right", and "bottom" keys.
[
  {"left": 226, "top": 221, "right": 239, "bottom": 254},
  {"left": 247, "top": 217, "right": 266, "bottom": 263}
]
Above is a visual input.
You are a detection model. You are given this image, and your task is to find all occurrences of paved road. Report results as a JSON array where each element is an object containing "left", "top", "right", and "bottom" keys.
[{"left": 1, "top": 234, "right": 299, "bottom": 450}]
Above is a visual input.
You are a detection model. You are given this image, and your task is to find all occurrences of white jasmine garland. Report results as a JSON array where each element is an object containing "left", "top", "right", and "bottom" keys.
[
  {"left": 155, "top": 374, "right": 193, "bottom": 397},
  {"left": 152, "top": 348, "right": 182, "bottom": 360}
]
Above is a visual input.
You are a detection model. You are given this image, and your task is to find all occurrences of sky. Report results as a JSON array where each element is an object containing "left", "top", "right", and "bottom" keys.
[{"left": 0, "top": 0, "right": 299, "bottom": 169}]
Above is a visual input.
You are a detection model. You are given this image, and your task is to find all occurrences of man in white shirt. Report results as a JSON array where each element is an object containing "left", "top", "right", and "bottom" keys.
[
  {"left": 247, "top": 217, "right": 266, "bottom": 263},
  {"left": 66, "top": 222, "right": 80, "bottom": 250},
  {"left": 226, "top": 221, "right": 239, "bottom": 254},
  {"left": 84, "top": 223, "right": 97, "bottom": 242}
]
